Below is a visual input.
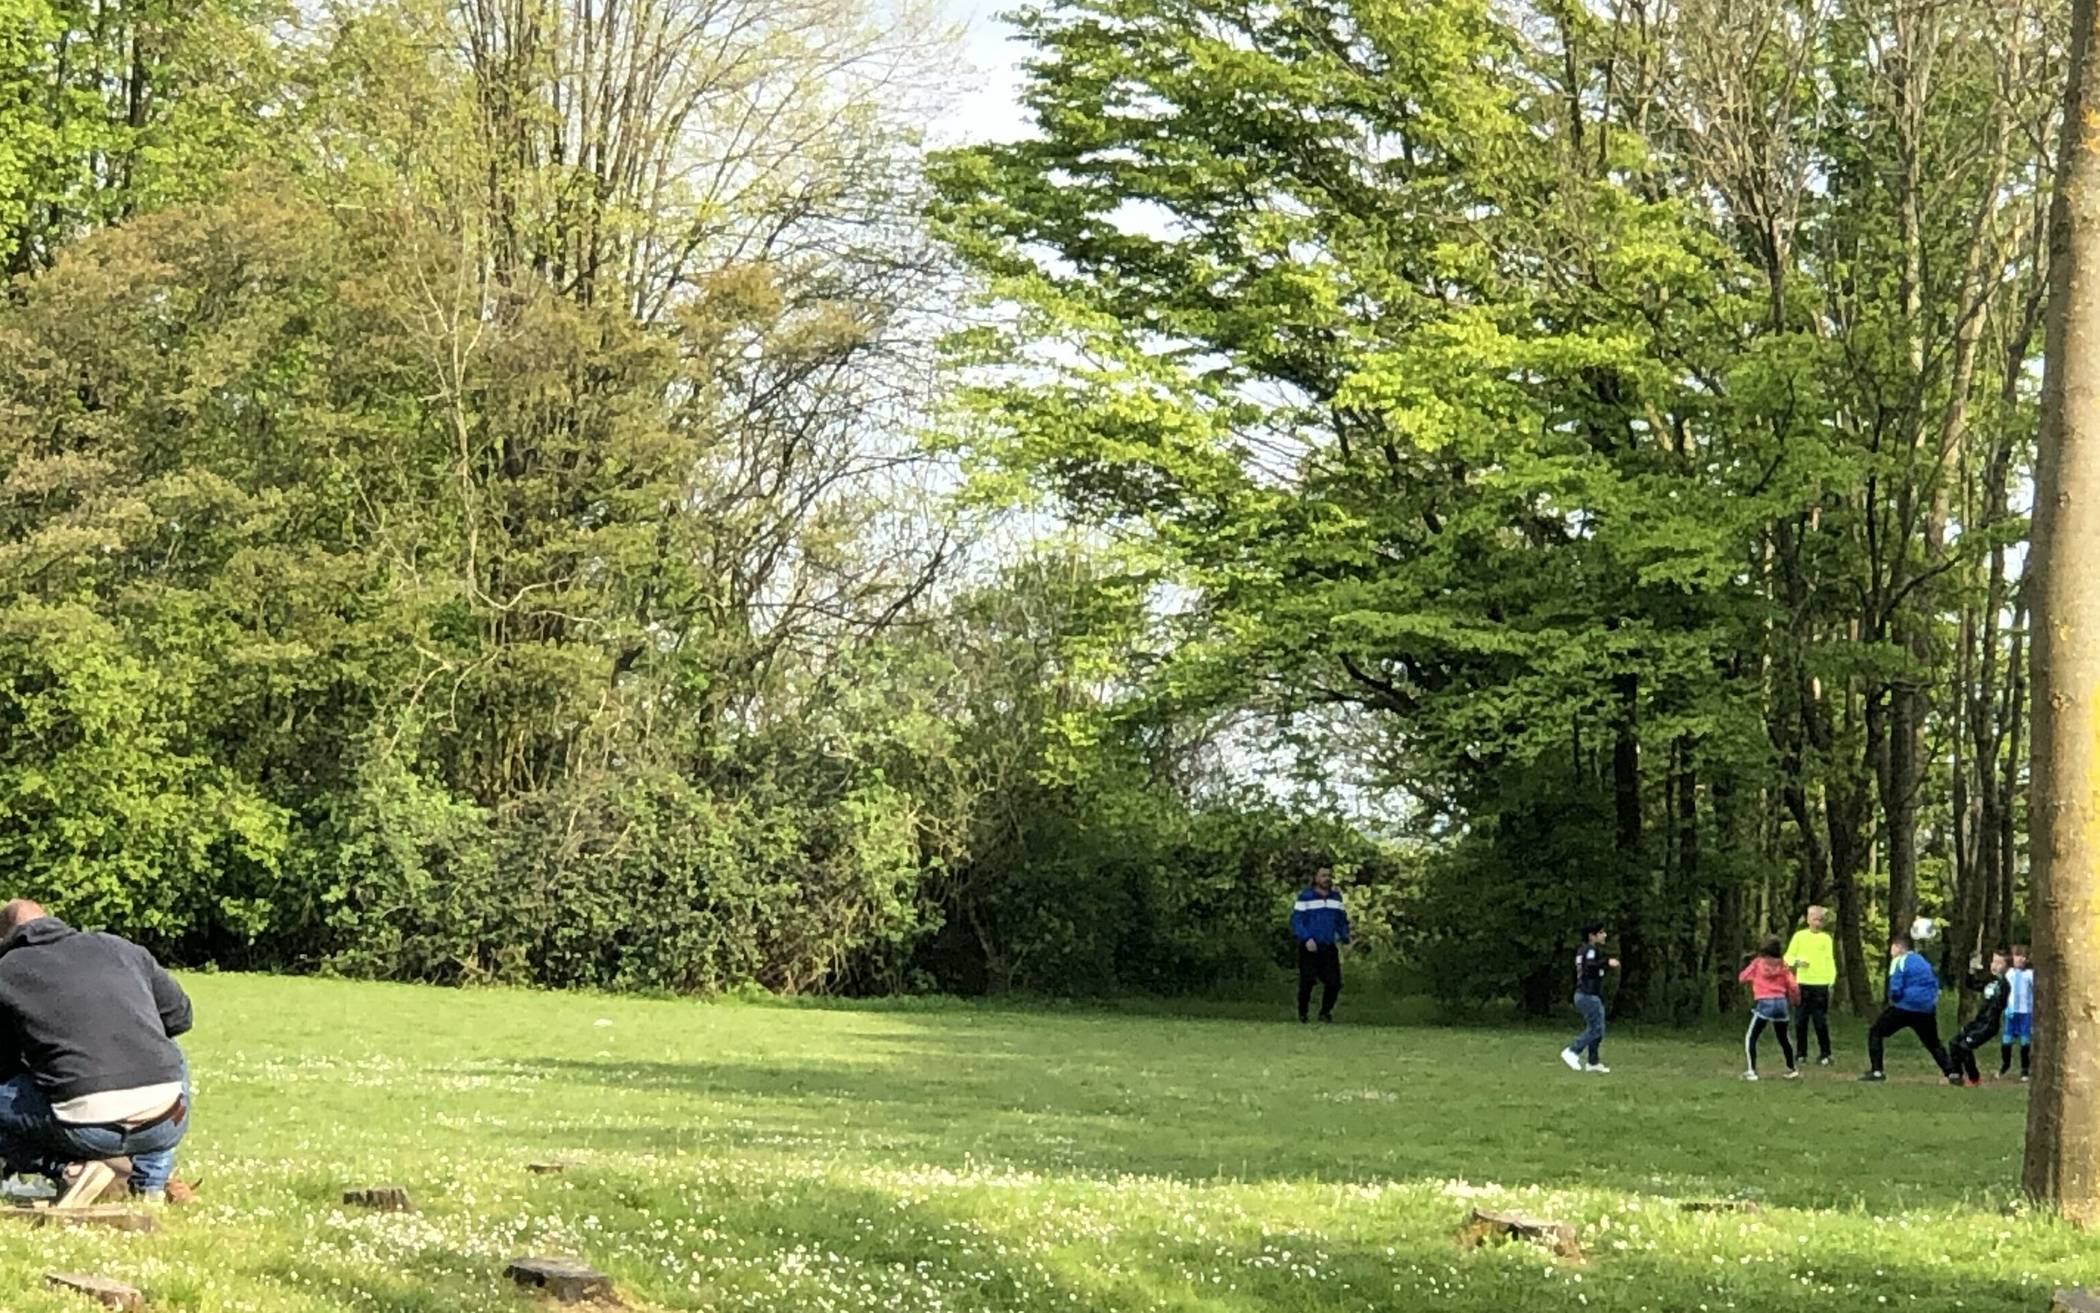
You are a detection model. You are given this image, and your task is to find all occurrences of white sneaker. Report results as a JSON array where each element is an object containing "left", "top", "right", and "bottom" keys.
[
  {"left": 1560, "top": 1049, "right": 1583, "bottom": 1072},
  {"left": 1741, "top": 1070, "right": 1759, "bottom": 1081},
  {"left": 1586, "top": 1063, "right": 1611, "bottom": 1074},
  {"left": 1817, "top": 1057, "right": 1832, "bottom": 1067},
  {"left": 1784, "top": 1069, "right": 1802, "bottom": 1080}
]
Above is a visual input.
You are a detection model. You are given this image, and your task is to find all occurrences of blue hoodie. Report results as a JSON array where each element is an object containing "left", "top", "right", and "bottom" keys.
[
  {"left": 1886, "top": 951, "right": 1940, "bottom": 1013},
  {"left": 1291, "top": 886, "right": 1350, "bottom": 948}
]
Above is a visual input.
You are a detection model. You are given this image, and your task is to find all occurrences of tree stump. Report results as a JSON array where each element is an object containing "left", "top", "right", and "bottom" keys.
[
  {"left": 1679, "top": 1198, "right": 1765, "bottom": 1216},
  {"left": 2052, "top": 1291, "right": 2100, "bottom": 1313},
  {"left": 3, "top": 1206, "right": 156, "bottom": 1234},
  {"left": 1459, "top": 1208, "right": 1582, "bottom": 1259},
  {"left": 505, "top": 1258, "right": 617, "bottom": 1304},
  {"left": 342, "top": 1187, "right": 413, "bottom": 1212},
  {"left": 45, "top": 1274, "right": 144, "bottom": 1311}
]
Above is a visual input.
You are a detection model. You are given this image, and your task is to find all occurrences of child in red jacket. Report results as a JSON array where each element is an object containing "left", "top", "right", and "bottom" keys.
[{"left": 1738, "top": 936, "right": 1803, "bottom": 1081}]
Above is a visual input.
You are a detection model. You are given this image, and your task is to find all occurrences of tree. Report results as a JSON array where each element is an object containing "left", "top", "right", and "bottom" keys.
[{"left": 2024, "top": 0, "right": 2100, "bottom": 1222}]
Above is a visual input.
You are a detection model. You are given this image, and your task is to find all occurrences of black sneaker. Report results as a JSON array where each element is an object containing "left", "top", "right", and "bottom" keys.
[
  {"left": 1318, "top": 1014, "right": 1334, "bottom": 1024},
  {"left": 1858, "top": 1071, "right": 1886, "bottom": 1082}
]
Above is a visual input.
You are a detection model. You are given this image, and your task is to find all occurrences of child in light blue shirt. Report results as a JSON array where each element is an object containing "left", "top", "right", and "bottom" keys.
[{"left": 2001, "top": 945, "right": 2034, "bottom": 1081}]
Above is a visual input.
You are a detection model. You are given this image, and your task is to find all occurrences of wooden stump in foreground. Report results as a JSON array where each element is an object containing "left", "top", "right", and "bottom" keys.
[
  {"left": 504, "top": 1257, "right": 618, "bottom": 1304},
  {"left": 46, "top": 1274, "right": 145, "bottom": 1311},
  {"left": 1459, "top": 1208, "right": 1582, "bottom": 1259}
]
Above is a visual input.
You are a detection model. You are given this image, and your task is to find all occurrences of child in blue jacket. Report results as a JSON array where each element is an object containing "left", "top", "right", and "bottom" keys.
[
  {"left": 1291, "top": 865, "right": 1349, "bottom": 1023},
  {"left": 1860, "top": 933, "right": 1951, "bottom": 1082}
]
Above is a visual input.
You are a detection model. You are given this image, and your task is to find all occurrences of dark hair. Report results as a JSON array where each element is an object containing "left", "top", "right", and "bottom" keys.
[
  {"left": 2013, "top": 943, "right": 2030, "bottom": 955},
  {"left": 1581, "top": 919, "right": 1606, "bottom": 938},
  {"left": 1759, "top": 934, "right": 1784, "bottom": 958},
  {"left": 1891, "top": 933, "right": 1914, "bottom": 951}
]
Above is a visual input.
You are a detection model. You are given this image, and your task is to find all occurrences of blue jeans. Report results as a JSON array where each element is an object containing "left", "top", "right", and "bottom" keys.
[
  {"left": 1568, "top": 992, "right": 1607, "bottom": 1063},
  {"left": 129, "top": 1059, "right": 189, "bottom": 1192},
  {"left": 0, "top": 1074, "right": 187, "bottom": 1184}
]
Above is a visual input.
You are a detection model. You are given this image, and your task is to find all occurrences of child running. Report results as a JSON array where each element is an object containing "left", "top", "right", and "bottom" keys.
[
  {"left": 1949, "top": 950, "right": 2011, "bottom": 1088},
  {"left": 2001, "top": 945, "right": 2034, "bottom": 1081},
  {"left": 1738, "top": 935, "right": 1802, "bottom": 1080},
  {"left": 1560, "top": 920, "right": 1619, "bottom": 1074}
]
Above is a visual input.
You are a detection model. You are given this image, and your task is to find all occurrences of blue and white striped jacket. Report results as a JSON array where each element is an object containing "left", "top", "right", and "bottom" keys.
[{"left": 1290, "top": 887, "right": 1350, "bottom": 947}]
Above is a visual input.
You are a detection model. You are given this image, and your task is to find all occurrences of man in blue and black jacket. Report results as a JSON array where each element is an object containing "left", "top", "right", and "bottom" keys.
[
  {"left": 1291, "top": 866, "right": 1350, "bottom": 1023},
  {"left": 1860, "top": 932, "right": 1950, "bottom": 1082}
]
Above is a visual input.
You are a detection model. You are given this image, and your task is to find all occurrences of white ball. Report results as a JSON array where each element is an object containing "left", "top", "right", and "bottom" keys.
[{"left": 1910, "top": 916, "right": 1937, "bottom": 942}]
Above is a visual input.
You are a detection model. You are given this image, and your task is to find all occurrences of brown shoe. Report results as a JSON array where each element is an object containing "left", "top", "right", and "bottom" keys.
[{"left": 54, "top": 1157, "right": 133, "bottom": 1209}]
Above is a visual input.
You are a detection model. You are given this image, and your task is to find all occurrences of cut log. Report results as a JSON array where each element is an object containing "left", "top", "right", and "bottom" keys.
[
  {"left": 1678, "top": 1198, "right": 1765, "bottom": 1215},
  {"left": 1459, "top": 1207, "right": 1582, "bottom": 1259},
  {"left": 505, "top": 1257, "right": 617, "bottom": 1304},
  {"left": 2052, "top": 1291, "right": 2100, "bottom": 1313},
  {"left": 46, "top": 1274, "right": 144, "bottom": 1311},
  {"left": 342, "top": 1187, "right": 413, "bottom": 1212},
  {"left": 3, "top": 1205, "right": 156, "bottom": 1234}
]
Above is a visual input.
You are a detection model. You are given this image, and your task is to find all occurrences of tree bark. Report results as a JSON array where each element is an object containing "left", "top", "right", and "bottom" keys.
[
  {"left": 2004, "top": 609, "right": 2028, "bottom": 943},
  {"left": 2024, "top": 0, "right": 2100, "bottom": 1219},
  {"left": 1673, "top": 740, "right": 1702, "bottom": 1021},
  {"left": 1826, "top": 726, "right": 1877, "bottom": 1018},
  {"left": 1884, "top": 680, "right": 1922, "bottom": 940},
  {"left": 1611, "top": 671, "right": 1648, "bottom": 1017}
]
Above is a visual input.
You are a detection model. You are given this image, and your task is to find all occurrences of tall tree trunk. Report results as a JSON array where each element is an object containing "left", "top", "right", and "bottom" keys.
[
  {"left": 2024, "top": 0, "right": 2100, "bottom": 1218},
  {"left": 1826, "top": 766, "right": 1876, "bottom": 1017},
  {"left": 1611, "top": 671, "right": 1647, "bottom": 1017},
  {"left": 1674, "top": 741, "right": 1702, "bottom": 1021},
  {"left": 1885, "top": 680, "right": 1923, "bottom": 940},
  {"left": 1713, "top": 773, "right": 1747, "bottom": 1016},
  {"left": 2004, "top": 609, "right": 2028, "bottom": 942}
]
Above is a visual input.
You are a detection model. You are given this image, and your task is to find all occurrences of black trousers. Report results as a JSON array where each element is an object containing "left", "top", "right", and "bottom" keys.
[
  {"left": 1794, "top": 984, "right": 1833, "bottom": 1061},
  {"left": 1298, "top": 944, "right": 1341, "bottom": 1020},
  {"left": 1951, "top": 1036, "right": 1986, "bottom": 1082},
  {"left": 1868, "top": 1006, "right": 1949, "bottom": 1075}
]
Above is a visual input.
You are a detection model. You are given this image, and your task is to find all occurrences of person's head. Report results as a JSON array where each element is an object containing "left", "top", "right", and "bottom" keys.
[
  {"left": 2013, "top": 944, "right": 2030, "bottom": 969},
  {"left": 1889, "top": 932, "right": 1914, "bottom": 960},
  {"left": 1581, "top": 919, "right": 1607, "bottom": 945},
  {"left": 1759, "top": 934, "right": 1784, "bottom": 959},
  {"left": 1312, "top": 865, "right": 1334, "bottom": 892},
  {"left": 0, "top": 900, "right": 48, "bottom": 937},
  {"left": 1805, "top": 904, "right": 1827, "bottom": 932},
  {"left": 1990, "top": 949, "right": 2009, "bottom": 976}
]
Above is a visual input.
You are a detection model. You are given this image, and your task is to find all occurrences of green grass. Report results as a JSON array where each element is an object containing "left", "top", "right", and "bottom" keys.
[{"left": 0, "top": 974, "right": 2081, "bottom": 1313}]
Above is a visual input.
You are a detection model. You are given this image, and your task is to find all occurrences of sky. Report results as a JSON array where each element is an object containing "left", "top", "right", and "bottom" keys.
[{"left": 938, "top": 2, "right": 1031, "bottom": 146}]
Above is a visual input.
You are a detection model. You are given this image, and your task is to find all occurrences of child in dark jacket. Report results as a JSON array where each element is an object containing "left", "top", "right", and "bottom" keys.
[
  {"left": 1949, "top": 950, "right": 2011, "bottom": 1087},
  {"left": 1738, "top": 936, "right": 1802, "bottom": 1080}
]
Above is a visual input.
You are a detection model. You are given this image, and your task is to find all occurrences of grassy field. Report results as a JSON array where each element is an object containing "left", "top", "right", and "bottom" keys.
[{"left": 0, "top": 974, "right": 2080, "bottom": 1313}]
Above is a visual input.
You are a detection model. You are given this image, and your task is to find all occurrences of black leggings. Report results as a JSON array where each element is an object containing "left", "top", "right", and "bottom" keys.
[
  {"left": 1868, "top": 1007, "right": 1949, "bottom": 1076},
  {"left": 1747, "top": 1012, "right": 1796, "bottom": 1073}
]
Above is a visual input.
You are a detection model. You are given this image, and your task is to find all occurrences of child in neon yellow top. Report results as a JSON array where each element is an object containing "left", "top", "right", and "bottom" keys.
[{"left": 1783, "top": 906, "right": 1838, "bottom": 1065}]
